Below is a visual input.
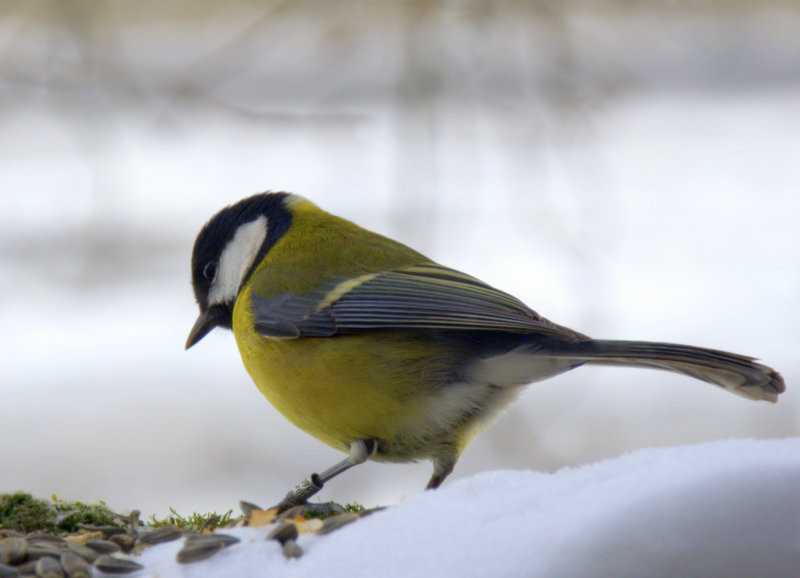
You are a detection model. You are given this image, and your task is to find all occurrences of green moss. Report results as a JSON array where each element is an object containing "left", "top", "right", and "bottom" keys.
[
  {"left": 343, "top": 502, "right": 365, "bottom": 514},
  {"left": 0, "top": 493, "right": 119, "bottom": 534},
  {"left": 52, "top": 495, "right": 117, "bottom": 532},
  {"left": 0, "top": 492, "right": 54, "bottom": 533},
  {"left": 148, "top": 507, "right": 235, "bottom": 532}
]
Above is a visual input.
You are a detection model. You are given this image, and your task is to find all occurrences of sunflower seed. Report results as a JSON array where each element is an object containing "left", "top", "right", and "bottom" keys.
[
  {"left": 184, "top": 533, "right": 240, "bottom": 548},
  {"left": 59, "top": 552, "right": 90, "bottom": 578},
  {"left": 238, "top": 501, "right": 262, "bottom": 517},
  {"left": 281, "top": 539, "right": 303, "bottom": 559},
  {"left": 64, "top": 545, "right": 97, "bottom": 564},
  {"left": 77, "top": 527, "right": 125, "bottom": 538},
  {"left": 107, "top": 535, "right": 134, "bottom": 553},
  {"left": 0, "top": 563, "right": 19, "bottom": 578},
  {"left": 24, "top": 546, "right": 67, "bottom": 561},
  {"left": 13, "top": 560, "right": 36, "bottom": 575},
  {"left": 198, "top": 517, "right": 220, "bottom": 533},
  {"left": 267, "top": 521, "right": 298, "bottom": 545},
  {"left": 175, "top": 542, "right": 222, "bottom": 565},
  {"left": 0, "top": 538, "right": 27, "bottom": 565},
  {"left": 34, "top": 556, "right": 63, "bottom": 578},
  {"left": 84, "top": 540, "right": 120, "bottom": 555},
  {"left": 125, "top": 512, "right": 140, "bottom": 538},
  {"left": 26, "top": 535, "right": 65, "bottom": 547},
  {"left": 92, "top": 556, "right": 143, "bottom": 574},
  {"left": 317, "top": 512, "right": 360, "bottom": 536},
  {"left": 301, "top": 502, "right": 346, "bottom": 517},
  {"left": 176, "top": 534, "right": 240, "bottom": 565},
  {"left": 64, "top": 533, "right": 103, "bottom": 545},
  {"left": 275, "top": 506, "right": 306, "bottom": 523},
  {"left": 135, "top": 526, "right": 183, "bottom": 547}
]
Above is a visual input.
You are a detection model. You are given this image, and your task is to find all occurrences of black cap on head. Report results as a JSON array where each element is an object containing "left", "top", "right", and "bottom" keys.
[{"left": 186, "top": 192, "right": 292, "bottom": 348}]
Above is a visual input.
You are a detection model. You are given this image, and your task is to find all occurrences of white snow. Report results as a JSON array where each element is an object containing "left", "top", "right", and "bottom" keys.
[{"left": 130, "top": 438, "right": 800, "bottom": 577}]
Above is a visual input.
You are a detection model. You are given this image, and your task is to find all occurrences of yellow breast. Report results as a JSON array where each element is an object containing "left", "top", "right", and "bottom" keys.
[{"left": 233, "top": 293, "right": 452, "bottom": 453}]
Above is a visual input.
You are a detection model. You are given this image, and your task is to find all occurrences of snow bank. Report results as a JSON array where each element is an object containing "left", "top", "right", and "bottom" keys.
[{"left": 133, "top": 438, "right": 800, "bottom": 577}]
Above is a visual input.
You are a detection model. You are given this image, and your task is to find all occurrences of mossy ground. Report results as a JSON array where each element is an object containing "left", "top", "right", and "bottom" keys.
[
  {"left": 0, "top": 492, "right": 116, "bottom": 534},
  {"left": 0, "top": 492, "right": 365, "bottom": 535},
  {"left": 148, "top": 506, "right": 235, "bottom": 532}
]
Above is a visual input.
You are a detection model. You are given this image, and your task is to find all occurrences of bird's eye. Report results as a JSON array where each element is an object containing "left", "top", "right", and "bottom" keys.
[{"left": 202, "top": 261, "right": 217, "bottom": 282}]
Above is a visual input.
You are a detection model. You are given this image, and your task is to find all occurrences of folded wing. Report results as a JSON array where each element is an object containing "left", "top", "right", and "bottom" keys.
[{"left": 252, "top": 263, "right": 587, "bottom": 342}]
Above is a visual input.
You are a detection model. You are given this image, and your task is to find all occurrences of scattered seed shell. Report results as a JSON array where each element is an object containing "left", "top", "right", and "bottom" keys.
[
  {"left": 317, "top": 512, "right": 360, "bottom": 536},
  {"left": 275, "top": 505, "right": 308, "bottom": 523},
  {"left": 84, "top": 540, "right": 120, "bottom": 555},
  {"left": 59, "top": 552, "right": 91, "bottom": 578},
  {"left": 34, "top": 556, "right": 63, "bottom": 578},
  {"left": 135, "top": 526, "right": 183, "bottom": 547},
  {"left": 281, "top": 539, "right": 303, "bottom": 559},
  {"left": 25, "top": 545, "right": 68, "bottom": 561},
  {"left": 267, "top": 521, "right": 298, "bottom": 545},
  {"left": 27, "top": 535, "right": 66, "bottom": 546},
  {"left": 292, "top": 517, "right": 323, "bottom": 534},
  {"left": 247, "top": 508, "right": 277, "bottom": 528},
  {"left": 14, "top": 560, "right": 37, "bottom": 575},
  {"left": 176, "top": 534, "right": 239, "bottom": 565},
  {"left": 238, "top": 501, "right": 262, "bottom": 517},
  {"left": 108, "top": 535, "right": 135, "bottom": 553},
  {"left": 302, "top": 502, "right": 346, "bottom": 517},
  {"left": 64, "top": 532, "right": 102, "bottom": 545},
  {"left": 185, "top": 533, "right": 241, "bottom": 548},
  {"left": 78, "top": 527, "right": 126, "bottom": 538},
  {"left": 198, "top": 516, "right": 220, "bottom": 533},
  {"left": 0, "top": 537, "right": 27, "bottom": 565},
  {"left": 65, "top": 544, "right": 97, "bottom": 564},
  {"left": 93, "top": 555, "right": 143, "bottom": 574},
  {"left": 126, "top": 511, "right": 140, "bottom": 538},
  {"left": 175, "top": 542, "right": 223, "bottom": 565}
]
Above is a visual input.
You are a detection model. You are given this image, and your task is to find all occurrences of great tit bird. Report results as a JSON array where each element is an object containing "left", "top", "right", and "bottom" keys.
[{"left": 186, "top": 192, "right": 784, "bottom": 508}]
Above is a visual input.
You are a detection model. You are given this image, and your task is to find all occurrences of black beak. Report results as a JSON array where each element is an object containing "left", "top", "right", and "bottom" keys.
[{"left": 185, "top": 307, "right": 226, "bottom": 349}]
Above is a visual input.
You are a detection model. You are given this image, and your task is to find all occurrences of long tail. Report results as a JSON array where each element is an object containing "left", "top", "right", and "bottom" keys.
[{"left": 545, "top": 340, "right": 785, "bottom": 402}]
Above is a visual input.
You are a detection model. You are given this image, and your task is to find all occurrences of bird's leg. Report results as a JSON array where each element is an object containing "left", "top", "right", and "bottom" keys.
[
  {"left": 426, "top": 452, "right": 456, "bottom": 489},
  {"left": 274, "top": 439, "right": 376, "bottom": 513}
]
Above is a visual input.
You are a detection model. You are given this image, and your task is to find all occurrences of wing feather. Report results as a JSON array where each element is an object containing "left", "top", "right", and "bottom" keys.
[{"left": 252, "top": 263, "right": 586, "bottom": 342}]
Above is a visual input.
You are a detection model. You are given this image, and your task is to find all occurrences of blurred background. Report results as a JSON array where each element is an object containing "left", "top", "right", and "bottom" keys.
[{"left": 1, "top": 0, "right": 798, "bottom": 517}]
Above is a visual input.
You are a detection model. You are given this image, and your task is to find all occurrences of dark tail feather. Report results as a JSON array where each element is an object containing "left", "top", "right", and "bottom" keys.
[{"left": 546, "top": 340, "right": 785, "bottom": 402}]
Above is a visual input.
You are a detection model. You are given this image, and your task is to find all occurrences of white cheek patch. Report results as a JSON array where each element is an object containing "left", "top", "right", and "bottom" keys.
[{"left": 209, "top": 216, "right": 268, "bottom": 305}]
